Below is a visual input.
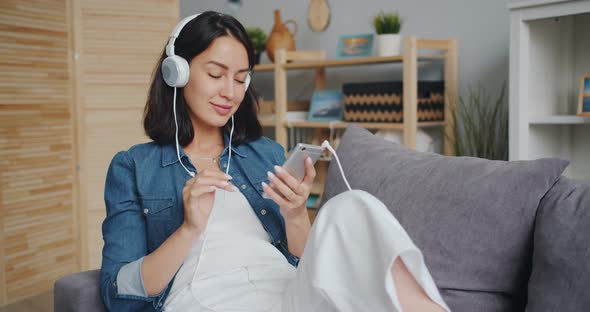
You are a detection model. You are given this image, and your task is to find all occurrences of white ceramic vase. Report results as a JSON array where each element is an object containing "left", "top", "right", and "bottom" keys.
[{"left": 376, "top": 34, "right": 402, "bottom": 56}]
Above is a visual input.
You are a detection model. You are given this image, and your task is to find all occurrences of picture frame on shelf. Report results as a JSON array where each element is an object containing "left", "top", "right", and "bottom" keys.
[
  {"left": 308, "top": 89, "right": 344, "bottom": 121},
  {"left": 336, "top": 33, "right": 374, "bottom": 58},
  {"left": 578, "top": 75, "right": 590, "bottom": 116}
]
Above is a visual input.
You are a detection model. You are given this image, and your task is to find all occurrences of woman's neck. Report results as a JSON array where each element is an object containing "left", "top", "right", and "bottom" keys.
[{"left": 184, "top": 122, "right": 224, "bottom": 157}]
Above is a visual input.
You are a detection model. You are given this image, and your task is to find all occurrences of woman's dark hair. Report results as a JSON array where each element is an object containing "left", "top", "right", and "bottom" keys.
[{"left": 144, "top": 11, "right": 262, "bottom": 146}]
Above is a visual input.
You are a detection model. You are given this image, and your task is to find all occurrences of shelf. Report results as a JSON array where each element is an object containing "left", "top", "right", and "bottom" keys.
[
  {"left": 285, "top": 120, "right": 445, "bottom": 130},
  {"left": 258, "top": 111, "right": 309, "bottom": 127},
  {"left": 254, "top": 54, "right": 444, "bottom": 72},
  {"left": 529, "top": 115, "right": 590, "bottom": 125},
  {"left": 509, "top": 1, "right": 590, "bottom": 180},
  {"left": 253, "top": 64, "right": 274, "bottom": 72},
  {"left": 507, "top": 0, "right": 561, "bottom": 10},
  {"left": 260, "top": 119, "right": 274, "bottom": 127},
  {"left": 282, "top": 54, "right": 444, "bottom": 70},
  {"left": 260, "top": 115, "right": 446, "bottom": 130},
  {"left": 262, "top": 36, "right": 457, "bottom": 157}
]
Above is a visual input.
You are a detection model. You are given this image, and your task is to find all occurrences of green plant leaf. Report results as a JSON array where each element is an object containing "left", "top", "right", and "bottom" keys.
[
  {"left": 372, "top": 11, "right": 402, "bottom": 34},
  {"left": 454, "top": 81, "right": 508, "bottom": 160},
  {"left": 245, "top": 27, "right": 268, "bottom": 53}
]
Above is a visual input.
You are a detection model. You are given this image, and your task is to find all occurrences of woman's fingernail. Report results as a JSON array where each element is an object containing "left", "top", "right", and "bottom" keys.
[
  {"left": 267, "top": 171, "right": 275, "bottom": 179},
  {"left": 231, "top": 185, "right": 239, "bottom": 192},
  {"left": 261, "top": 181, "right": 269, "bottom": 188},
  {"left": 225, "top": 174, "right": 233, "bottom": 180},
  {"left": 219, "top": 181, "right": 229, "bottom": 187},
  {"left": 274, "top": 165, "right": 283, "bottom": 173},
  {"left": 306, "top": 157, "right": 312, "bottom": 165}
]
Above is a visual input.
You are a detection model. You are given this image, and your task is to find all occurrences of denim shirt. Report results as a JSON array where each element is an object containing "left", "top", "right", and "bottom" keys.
[{"left": 100, "top": 135, "right": 299, "bottom": 312}]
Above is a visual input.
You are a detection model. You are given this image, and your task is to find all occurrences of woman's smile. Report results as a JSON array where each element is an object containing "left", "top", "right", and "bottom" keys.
[{"left": 211, "top": 102, "right": 232, "bottom": 115}]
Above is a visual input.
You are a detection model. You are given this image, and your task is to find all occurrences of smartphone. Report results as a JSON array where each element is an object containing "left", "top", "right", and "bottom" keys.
[
  {"left": 283, "top": 143, "right": 325, "bottom": 181},
  {"left": 262, "top": 143, "right": 324, "bottom": 199}
]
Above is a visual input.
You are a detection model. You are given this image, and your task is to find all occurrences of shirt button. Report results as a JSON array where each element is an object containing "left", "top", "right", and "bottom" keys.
[
  {"left": 241, "top": 184, "right": 247, "bottom": 190},
  {"left": 158, "top": 302, "right": 162, "bottom": 307},
  {"left": 261, "top": 209, "right": 267, "bottom": 215},
  {"left": 143, "top": 208, "right": 149, "bottom": 214},
  {"left": 113, "top": 281, "right": 117, "bottom": 287},
  {"left": 223, "top": 163, "right": 227, "bottom": 168}
]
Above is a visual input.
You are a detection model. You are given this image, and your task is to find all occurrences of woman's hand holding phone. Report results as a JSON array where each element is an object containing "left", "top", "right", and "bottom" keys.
[{"left": 262, "top": 157, "right": 317, "bottom": 220}]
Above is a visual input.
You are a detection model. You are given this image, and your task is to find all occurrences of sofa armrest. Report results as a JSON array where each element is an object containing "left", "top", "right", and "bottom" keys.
[{"left": 54, "top": 269, "right": 106, "bottom": 312}]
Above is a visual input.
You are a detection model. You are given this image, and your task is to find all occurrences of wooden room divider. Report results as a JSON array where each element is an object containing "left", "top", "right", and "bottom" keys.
[{"left": 0, "top": 0, "right": 178, "bottom": 305}]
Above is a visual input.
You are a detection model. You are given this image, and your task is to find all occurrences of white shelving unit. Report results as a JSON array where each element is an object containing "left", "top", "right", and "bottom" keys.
[{"left": 509, "top": 0, "right": 590, "bottom": 180}]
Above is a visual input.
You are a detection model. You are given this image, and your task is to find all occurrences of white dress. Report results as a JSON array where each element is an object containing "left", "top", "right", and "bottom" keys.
[
  {"left": 164, "top": 189, "right": 450, "bottom": 312},
  {"left": 164, "top": 189, "right": 296, "bottom": 312}
]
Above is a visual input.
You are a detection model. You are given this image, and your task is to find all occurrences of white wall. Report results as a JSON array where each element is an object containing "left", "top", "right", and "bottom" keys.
[{"left": 180, "top": 0, "right": 510, "bottom": 108}]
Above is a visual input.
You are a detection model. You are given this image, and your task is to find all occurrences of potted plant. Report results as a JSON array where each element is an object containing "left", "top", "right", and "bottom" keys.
[
  {"left": 372, "top": 11, "right": 402, "bottom": 56},
  {"left": 246, "top": 27, "right": 268, "bottom": 64},
  {"left": 450, "top": 82, "right": 508, "bottom": 160}
]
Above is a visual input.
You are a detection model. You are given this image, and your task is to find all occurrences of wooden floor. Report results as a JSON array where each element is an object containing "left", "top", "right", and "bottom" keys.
[{"left": 0, "top": 291, "right": 52, "bottom": 312}]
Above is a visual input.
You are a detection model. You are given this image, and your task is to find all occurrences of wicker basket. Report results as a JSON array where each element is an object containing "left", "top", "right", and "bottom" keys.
[{"left": 342, "top": 81, "right": 444, "bottom": 122}]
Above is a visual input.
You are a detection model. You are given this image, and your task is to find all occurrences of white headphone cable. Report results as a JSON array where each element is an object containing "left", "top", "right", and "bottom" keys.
[
  {"left": 321, "top": 140, "right": 352, "bottom": 191},
  {"left": 174, "top": 87, "right": 196, "bottom": 177},
  {"left": 226, "top": 115, "right": 234, "bottom": 176}
]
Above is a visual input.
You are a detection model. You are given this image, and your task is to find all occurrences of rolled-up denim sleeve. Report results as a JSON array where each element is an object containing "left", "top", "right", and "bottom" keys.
[
  {"left": 100, "top": 151, "right": 168, "bottom": 310},
  {"left": 116, "top": 257, "right": 146, "bottom": 296},
  {"left": 282, "top": 245, "right": 301, "bottom": 267}
]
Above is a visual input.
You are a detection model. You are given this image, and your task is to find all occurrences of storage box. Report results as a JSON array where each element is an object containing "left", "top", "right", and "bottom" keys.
[{"left": 342, "top": 81, "right": 444, "bottom": 122}]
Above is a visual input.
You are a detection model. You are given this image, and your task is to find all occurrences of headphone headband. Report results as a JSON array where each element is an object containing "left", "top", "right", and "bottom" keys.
[
  {"left": 166, "top": 13, "right": 201, "bottom": 57},
  {"left": 162, "top": 12, "right": 251, "bottom": 89}
]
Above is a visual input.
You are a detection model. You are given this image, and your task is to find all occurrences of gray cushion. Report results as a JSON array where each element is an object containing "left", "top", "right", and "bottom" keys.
[
  {"left": 526, "top": 177, "right": 590, "bottom": 312},
  {"left": 320, "top": 125, "right": 568, "bottom": 312},
  {"left": 54, "top": 269, "right": 106, "bottom": 312}
]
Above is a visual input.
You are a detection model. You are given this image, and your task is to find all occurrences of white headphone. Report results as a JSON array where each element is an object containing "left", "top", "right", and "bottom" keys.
[
  {"left": 162, "top": 13, "right": 251, "bottom": 89},
  {"left": 166, "top": 13, "right": 247, "bottom": 178}
]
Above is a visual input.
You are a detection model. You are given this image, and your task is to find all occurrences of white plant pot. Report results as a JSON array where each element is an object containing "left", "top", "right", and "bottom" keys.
[{"left": 376, "top": 34, "right": 402, "bottom": 56}]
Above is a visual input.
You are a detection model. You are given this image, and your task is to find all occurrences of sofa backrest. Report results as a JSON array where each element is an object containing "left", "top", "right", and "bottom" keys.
[
  {"left": 525, "top": 176, "right": 590, "bottom": 312},
  {"left": 321, "top": 125, "right": 570, "bottom": 312}
]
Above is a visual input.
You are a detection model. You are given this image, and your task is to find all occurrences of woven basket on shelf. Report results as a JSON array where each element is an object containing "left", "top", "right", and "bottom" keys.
[{"left": 342, "top": 81, "right": 445, "bottom": 122}]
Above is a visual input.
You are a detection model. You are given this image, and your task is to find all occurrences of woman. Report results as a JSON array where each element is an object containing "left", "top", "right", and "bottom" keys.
[{"left": 100, "top": 11, "right": 449, "bottom": 312}]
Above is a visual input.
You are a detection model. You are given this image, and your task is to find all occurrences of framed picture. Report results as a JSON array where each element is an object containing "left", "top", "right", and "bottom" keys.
[
  {"left": 579, "top": 75, "right": 590, "bottom": 116},
  {"left": 308, "top": 89, "right": 344, "bottom": 121},
  {"left": 336, "top": 33, "right": 374, "bottom": 58}
]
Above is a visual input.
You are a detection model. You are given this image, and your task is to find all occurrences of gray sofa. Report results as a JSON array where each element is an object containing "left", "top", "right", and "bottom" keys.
[{"left": 55, "top": 125, "right": 590, "bottom": 311}]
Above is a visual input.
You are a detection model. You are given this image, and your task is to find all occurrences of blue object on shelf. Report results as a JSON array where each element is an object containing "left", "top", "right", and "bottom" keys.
[{"left": 308, "top": 89, "right": 344, "bottom": 122}]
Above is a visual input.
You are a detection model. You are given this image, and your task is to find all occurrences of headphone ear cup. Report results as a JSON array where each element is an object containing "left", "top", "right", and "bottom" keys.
[
  {"left": 162, "top": 55, "right": 190, "bottom": 87},
  {"left": 244, "top": 73, "right": 251, "bottom": 90}
]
